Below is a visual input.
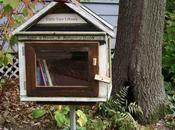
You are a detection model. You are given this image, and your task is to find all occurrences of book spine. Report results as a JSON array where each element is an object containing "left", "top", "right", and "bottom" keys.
[
  {"left": 36, "top": 62, "right": 42, "bottom": 85},
  {"left": 38, "top": 59, "right": 47, "bottom": 86},
  {"left": 43, "top": 59, "right": 53, "bottom": 86}
]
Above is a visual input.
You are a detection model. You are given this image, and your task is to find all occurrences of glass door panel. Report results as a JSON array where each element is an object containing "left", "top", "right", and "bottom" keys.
[{"left": 35, "top": 47, "right": 89, "bottom": 87}]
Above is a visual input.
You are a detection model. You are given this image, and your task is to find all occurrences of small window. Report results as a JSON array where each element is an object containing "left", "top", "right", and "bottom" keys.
[
  {"left": 25, "top": 41, "right": 99, "bottom": 97},
  {"left": 36, "top": 47, "right": 89, "bottom": 87}
]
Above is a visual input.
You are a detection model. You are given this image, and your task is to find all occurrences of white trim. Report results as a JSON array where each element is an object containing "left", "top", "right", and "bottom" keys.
[
  {"left": 12, "top": 2, "right": 115, "bottom": 37},
  {"left": 12, "top": 2, "right": 57, "bottom": 35},
  {"left": 20, "top": 96, "right": 107, "bottom": 102},
  {"left": 80, "top": 5, "right": 114, "bottom": 30},
  {"left": 16, "top": 31, "right": 106, "bottom": 35},
  {"left": 80, "top": 0, "right": 119, "bottom": 3},
  {"left": 66, "top": 2, "right": 115, "bottom": 37},
  {"left": 70, "top": 0, "right": 114, "bottom": 30},
  {"left": 18, "top": 42, "right": 26, "bottom": 96}
]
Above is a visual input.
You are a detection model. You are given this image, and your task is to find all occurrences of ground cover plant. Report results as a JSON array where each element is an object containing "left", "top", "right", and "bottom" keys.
[
  {"left": 162, "top": 0, "right": 175, "bottom": 128},
  {"left": 0, "top": 0, "right": 175, "bottom": 129}
]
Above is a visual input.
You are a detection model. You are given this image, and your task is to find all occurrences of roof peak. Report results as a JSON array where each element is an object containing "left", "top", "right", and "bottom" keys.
[{"left": 12, "top": 1, "right": 115, "bottom": 37}]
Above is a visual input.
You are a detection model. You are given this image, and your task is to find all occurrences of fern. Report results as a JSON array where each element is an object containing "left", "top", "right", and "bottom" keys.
[
  {"left": 113, "top": 112, "right": 138, "bottom": 130},
  {"left": 98, "top": 86, "right": 143, "bottom": 130},
  {"left": 128, "top": 102, "right": 143, "bottom": 115},
  {"left": 114, "top": 86, "right": 129, "bottom": 107},
  {"left": 100, "top": 86, "right": 142, "bottom": 114}
]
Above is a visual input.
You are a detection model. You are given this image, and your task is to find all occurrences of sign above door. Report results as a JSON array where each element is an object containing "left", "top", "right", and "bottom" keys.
[{"left": 38, "top": 13, "right": 87, "bottom": 25}]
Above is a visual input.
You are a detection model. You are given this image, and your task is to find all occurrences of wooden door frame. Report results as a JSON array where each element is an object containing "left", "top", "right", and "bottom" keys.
[{"left": 25, "top": 41, "right": 99, "bottom": 97}]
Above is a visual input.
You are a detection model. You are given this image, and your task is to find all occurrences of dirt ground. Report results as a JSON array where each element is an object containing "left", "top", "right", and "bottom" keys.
[
  {"left": 0, "top": 80, "right": 59, "bottom": 130},
  {"left": 0, "top": 79, "right": 174, "bottom": 130}
]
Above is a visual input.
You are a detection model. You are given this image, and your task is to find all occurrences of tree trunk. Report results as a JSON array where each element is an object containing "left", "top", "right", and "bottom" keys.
[{"left": 112, "top": 0, "right": 166, "bottom": 123}]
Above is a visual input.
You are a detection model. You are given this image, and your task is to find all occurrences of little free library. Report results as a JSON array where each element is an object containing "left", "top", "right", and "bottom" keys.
[{"left": 12, "top": 1, "right": 115, "bottom": 104}]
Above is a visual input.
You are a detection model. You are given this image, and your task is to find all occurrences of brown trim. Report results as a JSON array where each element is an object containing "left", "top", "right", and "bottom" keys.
[
  {"left": 25, "top": 41, "right": 99, "bottom": 97},
  {"left": 25, "top": 44, "right": 36, "bottom": 96},
  {"left": 36, "top": 102, "right": 96, "bottom": 106}
]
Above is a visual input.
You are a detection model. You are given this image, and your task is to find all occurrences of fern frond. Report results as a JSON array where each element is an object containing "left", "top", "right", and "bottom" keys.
[
  {"left": 114, "top": 86, "right": 129, "bottom": 106},
  {"left": 128, "top": 102, "right": 143, "bottom": 115}
]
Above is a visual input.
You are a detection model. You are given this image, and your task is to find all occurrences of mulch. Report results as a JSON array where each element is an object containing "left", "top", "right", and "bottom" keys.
[
  {"left": 0, "top": 79, "right": 58, "bottom": 130},
  {"left": 0, "top": 79, "right": 174, "bottom": 130}
]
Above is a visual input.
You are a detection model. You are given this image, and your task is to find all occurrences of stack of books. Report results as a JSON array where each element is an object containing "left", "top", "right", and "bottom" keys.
[{"left": 36, "top": 59, "right": 53, "bottom": 86}]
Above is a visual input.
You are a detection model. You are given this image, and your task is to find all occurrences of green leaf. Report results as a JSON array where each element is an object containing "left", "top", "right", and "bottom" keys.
[
  {"left": 76, "top": 110, "right": 87, "bottom": 127},
  {"left": 3, "top": 5, "right": 13, "bottom": 14},
  {"left": 62, "top": 106, "right": 69, "bottom": 115},
  {"left": 90, "top": 118, "right": 108, "bottom": 130},
  {"left": 0, "top": 52, "right": 13, "bottom": 66},
  {"left": 22, "top": 8, "right": 29, "bottom": 17},
  {"left": 10, "top": 36, "right": 18, "bottom": 46},
  {"left": 3, "top": 0, "right": 20, "bottom": 8},
  {"left": 54, "top": 111, "right": 67, "bottom": 127},
  {"left": 32, "top": 108, "right": 46, "bottom": 119},
  {"left": 11, "top": 0, "right": 20, "bottom": 8},
  {"left": 5, "top": 53, "right": 13, "bottom": 65},
  {"left": 76, "top": 126, "right": 86, "bottom": 130},
  {"left": 13, "top": 15, "right": 25, "bottom": 27}
]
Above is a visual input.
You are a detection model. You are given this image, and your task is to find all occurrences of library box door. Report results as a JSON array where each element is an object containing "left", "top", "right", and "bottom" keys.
[{"left": 25, "top": 41, "right": 99, "bottom": 97}]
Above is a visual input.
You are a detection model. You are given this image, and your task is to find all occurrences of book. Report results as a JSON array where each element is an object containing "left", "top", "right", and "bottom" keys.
[
  {"left": 36, "top": 62, "right": 44, "bottom": 85},
  {"left": 38, "top": 59, "right": 47, "bottom": 86},
  {"left": 42, "top": 59, "right": 53, "bottom": 86}
]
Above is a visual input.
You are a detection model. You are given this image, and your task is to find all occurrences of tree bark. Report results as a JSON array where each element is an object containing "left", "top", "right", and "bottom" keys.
[{"left": 112, "top": 0, "right": 166, "bottom": 123}]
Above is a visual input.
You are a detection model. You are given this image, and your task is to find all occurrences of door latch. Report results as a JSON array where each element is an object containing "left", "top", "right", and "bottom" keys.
[
  {"left": 93, "top": 58, "right": 97, "bottom": 66},
  {"left": 94, "top": 74, "right": 111, "bottom": 83}
]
